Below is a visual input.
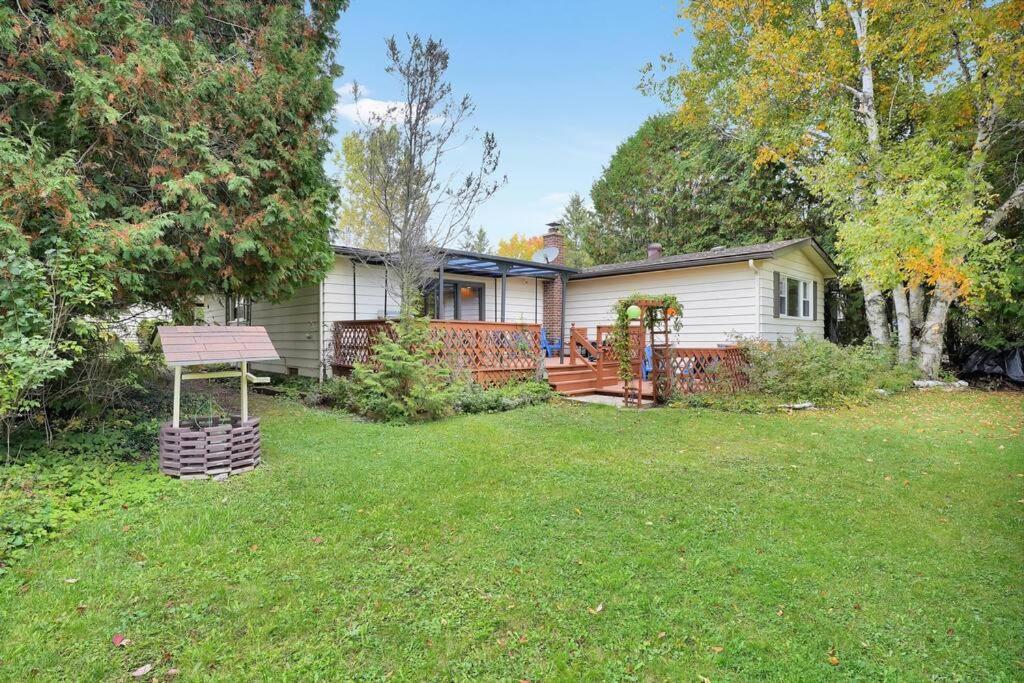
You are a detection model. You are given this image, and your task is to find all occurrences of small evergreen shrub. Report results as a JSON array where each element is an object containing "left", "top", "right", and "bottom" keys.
[
  {"left": 737, "top": 335, "right": 918, "bottom": 407},
  {"left": 452, "top": 380, "right": 553, "bottom": 414},
  {"left": 349, "top": 315, "right": 455, "bottom": 423}
]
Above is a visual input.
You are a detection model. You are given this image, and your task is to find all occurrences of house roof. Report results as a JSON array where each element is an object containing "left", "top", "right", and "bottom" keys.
[
  {"left": 332, "top": 244, "right": 578, "bottom": 279},
  {"left": 158, "top": 326, "right": 280, "bottom": 366},
  {"left": 570, "top": 238, "right": 838, "bottom": 280}
]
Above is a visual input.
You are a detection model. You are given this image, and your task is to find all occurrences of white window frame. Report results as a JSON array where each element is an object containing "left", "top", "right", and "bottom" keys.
[{"left": 779, "top": 276, "right": 813, "bottom": 320}]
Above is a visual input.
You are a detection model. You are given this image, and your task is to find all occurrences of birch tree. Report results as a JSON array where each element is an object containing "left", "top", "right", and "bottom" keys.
[
  {"left": 354, "top": 35, "right": 504, "bottom": 313},
  {"left": 663, "top": 0, "right": 1022, "bottom": 375}
]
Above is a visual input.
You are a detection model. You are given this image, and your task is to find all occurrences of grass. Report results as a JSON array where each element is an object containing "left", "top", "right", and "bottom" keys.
[{"left": 0, "top": 391, "right": 1021, "bottom": 681}]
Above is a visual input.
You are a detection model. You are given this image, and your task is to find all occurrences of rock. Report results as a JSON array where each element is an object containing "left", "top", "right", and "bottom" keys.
[
  {"left": 779, "top": 402, "right": 815, "bottom": 410},
  {"left": 213, "top": 473, "right": 229, "bottom": 482},
  {"left": 913, "top": 380, "right": 969, "bottom": 391},
  {"left": 875, "top": 388, "right": 889, "bottom": 396}
]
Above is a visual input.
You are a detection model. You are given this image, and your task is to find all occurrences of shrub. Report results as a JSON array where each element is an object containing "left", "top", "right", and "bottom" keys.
[
  {"left": 0, "top": 422, "right": 169, "bottom": 574},
  {"left": 303, "top": 377, "right": 352, "bottom": 409},
  {"left": 136, "top": 317, "right": 169, "bottom": 354},
  {"left": 349, "top": 315, "right": 455, "bottom": 423},
  {"left": 737, "top": 335, "right": 918, "bottom": 407},
  {"left": 453, "top": 380, "right": 553, "bottom": 414}
]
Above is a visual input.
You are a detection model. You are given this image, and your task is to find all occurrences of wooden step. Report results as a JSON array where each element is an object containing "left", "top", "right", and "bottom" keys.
[{"left": 559, "top": 388, "right": 599, "bottom": 396}]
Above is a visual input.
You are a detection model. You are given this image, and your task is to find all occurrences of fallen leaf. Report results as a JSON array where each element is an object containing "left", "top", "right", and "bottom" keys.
[
  {"left": 130, "top": 663, "right": 153, "bottom": 677},
  {"left": 829, "top": 656, "right": 840, "bottom": 666},
  {"left": 311, "top": 536, "right": 323, "bottom": 544},
  {"left": 166, "top": 669, "right": 180, "bottom": 679},
  {"left": 64, "top": 578, "right": 79, "bottom": 584},
  {"left": 76, "top": 604, "right": 87, "bottom": 614},
  {"left": 710, "top": 646, "right": 724, "bottom": 653},
  {"left": 112, "top": 634, "right": 129, "bottom": 647},
  {"left": 587, "top": 603, "right": 604, "bottom": 615},
  {"left": 657, "top": 631, "right": 667, "bottom": 639}
]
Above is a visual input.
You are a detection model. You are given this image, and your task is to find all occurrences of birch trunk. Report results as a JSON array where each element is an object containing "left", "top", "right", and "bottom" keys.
[
  {"left": 891, "top": 285, "right": 913, "bottom": 364},
  {"left": 862, "top": 280, "right": 890, "bottom": 346},
  {"left": 917, "top": 280, "right": 956, "bottom": 378},
  {"left": 845, "top": 1, "right": 892, "bottom": 346}
]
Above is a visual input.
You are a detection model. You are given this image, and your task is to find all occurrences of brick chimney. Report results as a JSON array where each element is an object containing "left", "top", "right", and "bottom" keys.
[
  {"left": 542, "top": 223, "right": 565, "bottom": 344},
  {"left": 647, "top": 242, "right": 663, "bottom": 260}
]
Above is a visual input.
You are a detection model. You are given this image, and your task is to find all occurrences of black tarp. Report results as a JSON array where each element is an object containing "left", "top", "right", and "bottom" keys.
[{"left": 962, "top": 347, "right": 1024, "bottom": 383}]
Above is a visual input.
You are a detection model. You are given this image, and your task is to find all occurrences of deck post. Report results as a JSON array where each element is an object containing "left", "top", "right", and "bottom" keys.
[
  {"left": 172, "top": 365, "right": 181, "bottom": 428},
  {"left": 500, "top": 264, "right": 509, "bottom": 322},
  {"left": 559, "top": 272, "right": 568, "bottom": 365},
  {"left": 240, "top": 360, "right": 248, "bottom": 422},
  {"left": 437, "top": 258, "right": 445, "bottom": 320}
]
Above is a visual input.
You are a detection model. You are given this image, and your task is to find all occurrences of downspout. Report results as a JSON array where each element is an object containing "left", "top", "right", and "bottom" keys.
[
  {"left": 318, "top": 276, "right": 325, "bottom": 383},
  {"left": 748, "top": 259, "right": 761, "bottom": 339},
  {"left": 351, "top": 259, "right": 357, "bottom": 320}
]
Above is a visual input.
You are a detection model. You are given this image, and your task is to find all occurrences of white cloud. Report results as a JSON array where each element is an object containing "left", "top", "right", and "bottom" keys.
[
  {"left": 335, "top": 98, "right": 407, "bottom": 125},
  {"left": 334, "top": 81, "right": 407, "bottom": 125}
]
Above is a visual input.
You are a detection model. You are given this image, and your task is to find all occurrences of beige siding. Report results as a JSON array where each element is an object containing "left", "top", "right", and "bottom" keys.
[
  {"left": 565, "top": 262, "right": 758, "bottom": 347},
  {"left": 203, "top": 288, "right": 321, "bottom": 378},
  {"left": 758, "top": 247, "right": 826, "bottom": 342}
]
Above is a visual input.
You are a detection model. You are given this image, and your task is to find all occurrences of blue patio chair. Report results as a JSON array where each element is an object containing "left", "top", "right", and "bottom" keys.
[
  {"left": 539, "top": 327, "right": 562, "bottom": 358},
  {"left": 642, "top": 345, "right": 653, "bottom": 380}
]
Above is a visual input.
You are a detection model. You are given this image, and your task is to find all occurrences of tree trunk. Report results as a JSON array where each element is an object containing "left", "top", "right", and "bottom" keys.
[
  {"left": 908, "top": 284, "right": 925, "bottom": 355},
  {"left": 862, "top": 280, "right": 890, "bottom": 346},
  {"left": 891, "top": 285, "right": 913, "bottom": 364},
  {"left": 918, "top": 280, "right": 956, "bottom": 378}
]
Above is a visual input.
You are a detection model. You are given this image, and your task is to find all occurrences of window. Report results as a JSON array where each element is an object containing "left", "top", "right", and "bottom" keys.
[
  {"left": 778, "top": 276, "right": 812, "bottom": 319},
  {"left": 422, "top": 281, "right": 485, "bottom": 321}
]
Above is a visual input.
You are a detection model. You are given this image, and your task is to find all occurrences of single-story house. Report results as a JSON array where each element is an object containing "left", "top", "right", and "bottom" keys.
[{"left": 204, "top": 226, "right": 838, "bottom": 384}]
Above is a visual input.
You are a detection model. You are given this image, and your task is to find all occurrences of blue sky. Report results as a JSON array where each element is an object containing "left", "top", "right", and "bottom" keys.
[{"left": 331, "top": 1, "right": 692, "bottom": 245}]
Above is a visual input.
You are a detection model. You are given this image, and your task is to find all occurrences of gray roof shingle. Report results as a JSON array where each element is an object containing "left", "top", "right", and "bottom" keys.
[{"left": 571, "top": 238, "right": 836, "bottom": 279}]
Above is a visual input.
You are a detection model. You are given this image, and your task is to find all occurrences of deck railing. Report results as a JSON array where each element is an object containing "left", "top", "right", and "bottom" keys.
[
  {"left": 651, "top": 346, "right": 747, "bottom": 399},
  {"left": 331, "top": 319, "right": 542, "bottom": 386}
]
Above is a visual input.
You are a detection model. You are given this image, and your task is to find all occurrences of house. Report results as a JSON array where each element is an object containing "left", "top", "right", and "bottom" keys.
[{"left": 204, "top": 226, "right": 838, "bottom": 389}]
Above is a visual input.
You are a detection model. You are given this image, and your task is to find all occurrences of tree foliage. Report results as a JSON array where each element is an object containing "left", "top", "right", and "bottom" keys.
[
  {"left": 496, "top": 233, "right": 543, "bottom": 260},
  {"left": 2, "top": 1, "right": 346, "bottom": 311},
  {"left": 0, "top": 0, "right": 347, "bottom": 428},
  {"left": 558, "top": 193, "right": 597, "bottom": 268},
  {"left": 459, "top": 226, "right": 491, "bottom": 253},
  {"left": 659, "top": 0, "right": 1023, "bottom": 375},
  {"left": 587, "top": 115, "right": 829, "bottom": 265},
  {"left": 334, "top": 133, "right": 388, "bottom": 249}
]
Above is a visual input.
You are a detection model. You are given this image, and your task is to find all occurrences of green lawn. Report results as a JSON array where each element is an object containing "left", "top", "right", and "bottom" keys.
[{"left": 1, "top": 392, "right": 1022, "bottom": 680}]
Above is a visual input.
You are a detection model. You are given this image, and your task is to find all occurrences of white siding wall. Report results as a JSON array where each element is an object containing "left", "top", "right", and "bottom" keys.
[
  {"left": 203, "top": 286, "right": 321, "bottom": 378},
  {"left": 565, "top": 262, "right": 758, "bottom": 347},
  {"left": 320, "top": 255, "right": 544, "bottom": 367},
  {"left": 758, "top": 247, "right": 826, "bottom": 342}
]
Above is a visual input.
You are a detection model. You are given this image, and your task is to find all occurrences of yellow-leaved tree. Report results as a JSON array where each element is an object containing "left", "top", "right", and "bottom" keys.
[{"left": 659, "top": 0, "right": 1023, "bottom": 376}]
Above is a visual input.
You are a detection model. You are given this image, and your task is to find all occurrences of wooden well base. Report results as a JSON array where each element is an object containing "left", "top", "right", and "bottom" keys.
[{"left": 159, "top": 416, "right": 261, "bottom": 480}]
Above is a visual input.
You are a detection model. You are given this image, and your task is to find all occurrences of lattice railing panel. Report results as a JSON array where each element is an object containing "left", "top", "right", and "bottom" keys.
[
  {"left": 651, "top": 347, "right": 747, "bottom": 398},
  {"left": 331, "top": 320, "right": 541, "bottom": 387}
]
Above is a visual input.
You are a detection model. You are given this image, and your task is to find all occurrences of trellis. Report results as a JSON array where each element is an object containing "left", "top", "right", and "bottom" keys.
[
  {"left": 651, "top": 347, "right": 748, "bottom": 398},
  {"left": 331, "top": 319, "right": 542, "bottom": 387}
]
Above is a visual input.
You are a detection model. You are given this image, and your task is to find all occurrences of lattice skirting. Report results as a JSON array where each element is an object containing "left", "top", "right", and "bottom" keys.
[{"left": 159, "top": 416, "right": 261, "bottom": 480}]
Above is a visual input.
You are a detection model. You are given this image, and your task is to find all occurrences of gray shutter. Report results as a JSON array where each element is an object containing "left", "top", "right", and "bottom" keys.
[
  {"left": 773, "top": 271, "right": 781, "bottom": 318},
  {"left": 812, "top": 281, "right": 818, "bottom": 321}
]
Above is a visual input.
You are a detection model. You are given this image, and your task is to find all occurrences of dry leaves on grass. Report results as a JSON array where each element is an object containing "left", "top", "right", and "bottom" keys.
[{"left": 587, "top": 603, "right": 604, "bottom": 615}]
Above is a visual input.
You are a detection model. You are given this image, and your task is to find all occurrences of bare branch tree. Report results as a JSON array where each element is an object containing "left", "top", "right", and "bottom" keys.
[{"left": 355, "top": 35, "right": 505, "bottom": 314}]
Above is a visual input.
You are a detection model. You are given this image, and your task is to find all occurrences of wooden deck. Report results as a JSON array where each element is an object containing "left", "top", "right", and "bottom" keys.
[{"left": 332, "top": 320, "right": 742, "bottom": 402}]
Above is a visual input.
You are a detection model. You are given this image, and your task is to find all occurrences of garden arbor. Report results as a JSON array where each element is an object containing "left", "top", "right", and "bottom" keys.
[{"left": 609, "top": 295, "right": 681, "bottom": 407}]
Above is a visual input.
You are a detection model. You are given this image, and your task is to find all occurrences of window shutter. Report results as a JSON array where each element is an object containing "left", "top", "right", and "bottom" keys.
[
  {"left": 773, "top": 271, "right": 781, "bottom": 318},
  {"left": 812, "top": 281, "right": 818, "bottom": 321}
]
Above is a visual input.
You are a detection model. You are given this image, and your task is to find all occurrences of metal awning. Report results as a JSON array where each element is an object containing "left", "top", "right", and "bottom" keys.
[{"left": 333, "top": 244, "right": 577, "bottom": 279}]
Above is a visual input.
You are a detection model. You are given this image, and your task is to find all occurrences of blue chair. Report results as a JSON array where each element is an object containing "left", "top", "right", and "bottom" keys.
[
  {"left": 642, "top": 345, "right": 653, "bottom": 380},
  {"left": 540, "top": 327, "right": 562, "bottom": 358}
]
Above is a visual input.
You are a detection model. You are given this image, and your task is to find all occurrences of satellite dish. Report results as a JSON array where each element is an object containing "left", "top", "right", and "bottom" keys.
[{"left": 531, "top": 246, "right": 560, "bottom": 263}]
